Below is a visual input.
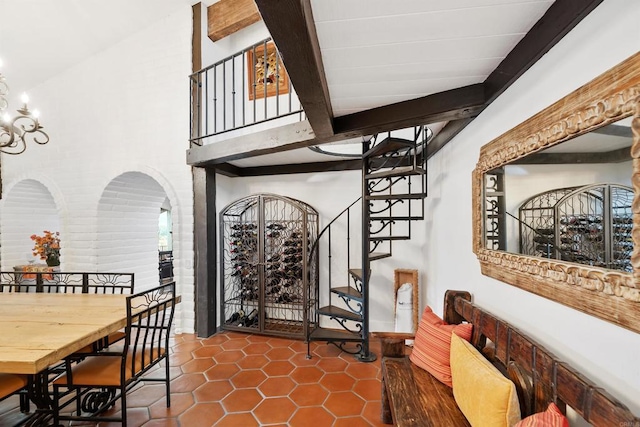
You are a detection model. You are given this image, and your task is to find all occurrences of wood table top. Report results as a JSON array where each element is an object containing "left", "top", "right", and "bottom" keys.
[{"left": 0, "top": 293, "right": 128, "bottom": 374}]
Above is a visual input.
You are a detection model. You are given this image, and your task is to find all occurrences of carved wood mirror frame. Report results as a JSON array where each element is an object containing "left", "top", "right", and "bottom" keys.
[{"left": 472, "top": 52, "right": 640, "bottom": 333}]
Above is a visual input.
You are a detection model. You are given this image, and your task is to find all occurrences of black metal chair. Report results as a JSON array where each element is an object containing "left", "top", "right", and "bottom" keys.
[{"left": 52, "top": 282, "right": 176, "bottom": 427}]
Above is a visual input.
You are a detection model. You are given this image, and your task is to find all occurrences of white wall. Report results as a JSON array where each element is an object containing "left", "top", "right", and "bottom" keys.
[
  {"left": 425, "top": 0, "right": 640, "bottom": 415},
  {"left": 0, "top": 6, "right": 195, "bottom": 332}
]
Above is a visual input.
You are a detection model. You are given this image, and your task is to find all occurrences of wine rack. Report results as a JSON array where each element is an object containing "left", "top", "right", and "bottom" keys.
[
  {"left": 519, "top": 183, "right": 633, "bottom": 272},
  {"left": 220, "top": 194, "right": 319, "bottom": 339}
]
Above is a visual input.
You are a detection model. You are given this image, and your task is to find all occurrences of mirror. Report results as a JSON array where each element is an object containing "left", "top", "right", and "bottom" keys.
[{"left": 472, "top": 52, "right": 640, "bottom": 333}]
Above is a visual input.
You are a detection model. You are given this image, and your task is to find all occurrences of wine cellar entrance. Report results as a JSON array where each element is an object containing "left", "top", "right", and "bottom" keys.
[{"left": 220, "top": 193, "right": 319, "bottom": 339}]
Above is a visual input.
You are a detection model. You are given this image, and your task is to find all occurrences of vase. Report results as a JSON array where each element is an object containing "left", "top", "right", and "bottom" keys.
[{"left": 46, "top": 254, "right": 60, "bottom": 267}]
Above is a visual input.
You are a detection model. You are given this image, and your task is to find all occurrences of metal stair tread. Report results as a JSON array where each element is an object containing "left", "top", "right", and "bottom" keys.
[
  {"left": 366, "top": 193, "right": 426, "bottom": 200},
  {"left": 363, "top": 137, "right": 415, "bottom": 158},
  {"left": 349, "top": 268, "right": 362, "bottom": 281},
  {"left": 370, "top": 252, "right": 391, "bottom": 261},
  {"left": 370, "top": 216, "right": 424, "bottom": 221},
  {"left": 309, "top": 328, "right": 362, "bottom": 342},
  {"left": 331, "top": 286, "right": 363, "bottom": 300},
  {"left": 369, "top": 236, "right": 410, "bottom": 241},
  {"left": 318, "top": 305, "right": 363, "bottom": 322},
  {"left": 365, "top": 166, "right": 426, "bottom": 180}
]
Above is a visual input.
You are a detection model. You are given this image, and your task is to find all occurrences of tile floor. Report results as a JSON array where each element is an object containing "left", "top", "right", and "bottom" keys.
[{"left": 0, "top": 332, "right": 391, "bottom": 426}]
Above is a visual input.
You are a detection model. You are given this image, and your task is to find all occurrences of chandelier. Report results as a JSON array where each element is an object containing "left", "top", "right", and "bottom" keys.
[{"left": 0, "top": 60, "right": 49, "bottom": 155}]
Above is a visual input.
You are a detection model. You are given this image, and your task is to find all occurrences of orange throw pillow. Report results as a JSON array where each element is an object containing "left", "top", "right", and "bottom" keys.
[
  {"left": 515, "top": 403, "right": 568, "bottom": 427},
  {"left": 409, "top": 306, "right": 472, "bottom": 387}
]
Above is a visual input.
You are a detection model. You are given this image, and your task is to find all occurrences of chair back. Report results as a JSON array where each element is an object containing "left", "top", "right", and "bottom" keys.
[
  {"left": 0, "top": 271, "right": 134, "bottom": 294},
  {"left": 124, "top": 282, "right": 176, "bottom": 379}
]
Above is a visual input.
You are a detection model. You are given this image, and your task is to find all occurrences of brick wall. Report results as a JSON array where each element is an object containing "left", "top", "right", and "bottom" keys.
[{"left": 0, "top": 6, "right": 196, "bottom": 333}]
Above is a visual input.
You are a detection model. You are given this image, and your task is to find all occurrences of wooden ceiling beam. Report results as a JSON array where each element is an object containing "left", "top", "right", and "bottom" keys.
[
  {"left": 333, "top": 84, "right": 485, "bottom": 137},
  {"left": 254, "top": 0, "right": 334, "bottom": 138}
]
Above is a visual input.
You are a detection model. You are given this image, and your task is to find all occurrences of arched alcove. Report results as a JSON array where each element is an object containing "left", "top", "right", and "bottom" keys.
[
  {"left": 1, "top": 179, "right": 61, "bottom": 269},
  {"left": 97, "top": 172, "right": 170, "bottom": 291}
]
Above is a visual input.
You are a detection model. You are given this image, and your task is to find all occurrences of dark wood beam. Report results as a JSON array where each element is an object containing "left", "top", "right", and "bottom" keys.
[
  {"left": 511, "top": 146, "right": 631, "bottom": 165},
  {"left": 426, "top": 118, "right": 474, "bottom": 160},
  {"left": 239, "top": 159, "right": 362, "bottom": 176},
  {"left": 214, "top": 163, "right": 242, "bottom": 177},
  {"left": 333, "top": 84, "right": 485, "bottom": 137},
  {"left": 193, "top": 166, "right": 218, "bottom": 337},
  {"left": 254, "top": 0, "right": 334, "bottom": 138}
]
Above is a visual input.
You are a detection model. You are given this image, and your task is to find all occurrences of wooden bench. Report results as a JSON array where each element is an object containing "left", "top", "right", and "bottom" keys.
[{"left": 375, "top": 290, "right": 640, "bottom": 427}]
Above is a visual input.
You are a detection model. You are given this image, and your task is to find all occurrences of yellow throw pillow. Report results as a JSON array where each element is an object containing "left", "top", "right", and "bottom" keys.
[{"left": 450, "top": 333, "right": 521, "bottom": 427}]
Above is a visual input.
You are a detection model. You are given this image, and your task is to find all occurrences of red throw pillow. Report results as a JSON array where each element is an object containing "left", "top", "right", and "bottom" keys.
[
  {"left": 515, "top": 403, "right": 569, "bottom": 427},
  {"left": 409, "top": 306, "right": 472, "bottom": 387}
]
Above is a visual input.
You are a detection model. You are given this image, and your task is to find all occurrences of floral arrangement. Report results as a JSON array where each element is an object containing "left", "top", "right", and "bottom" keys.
[{"left": 31, "top": 230, "right": 61, "bottom": 265}]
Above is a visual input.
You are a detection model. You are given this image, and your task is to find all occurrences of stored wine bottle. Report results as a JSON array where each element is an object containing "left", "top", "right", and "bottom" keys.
[{"left": 242, "top": 309, "right": 258, "bottom": 327}]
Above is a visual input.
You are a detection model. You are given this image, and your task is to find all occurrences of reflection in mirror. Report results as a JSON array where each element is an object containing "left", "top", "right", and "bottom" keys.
[{"left": 484, "top": 117, "right": 633, "bottom": 272}]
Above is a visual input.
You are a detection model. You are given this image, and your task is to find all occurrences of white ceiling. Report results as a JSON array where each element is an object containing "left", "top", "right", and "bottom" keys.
[
  {"left": 0, "top": 0, "right": 193, "bottom": 95},
  {"left": 310, "top": 0, "right": 554, "bottom": 117}
]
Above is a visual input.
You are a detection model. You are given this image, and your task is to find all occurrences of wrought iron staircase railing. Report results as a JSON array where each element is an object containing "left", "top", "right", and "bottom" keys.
[
  {"left": 190, "top": 37, "right": 304, "bottom": 146},
  {"left": 307, "top": 126, "right": 429, "bottom": 361}
]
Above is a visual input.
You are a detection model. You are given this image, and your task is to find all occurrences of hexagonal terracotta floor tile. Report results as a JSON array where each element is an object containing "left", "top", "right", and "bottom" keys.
[
  {"left": 181, "top": 357, "right": 216, "bottom": 374},
  {"left": 320, "top": 372, "right": 356, "bottom": 392},
  {"left": 289, "top": 407, "right": 335, "bottom": 427},
  {"left": 313, "top": 344, "right": 343, "bottom": 358},
  {"left": 290, "top": 366, "right": 323, "bottom": 384},
  {"left": 266, "top": 347, "right": 295, "bottom": 361},
  {"left": 221, "top": 338, "right": 249, "bottom": 350},
  {"left": 214, "top": 350, "right": 245, "bottom": 363},
  {"left": 267, "top": 337, "right": 293, "bottom": 348},
  {"left": 246, "top": 334, "right": 271, "bottom": 343},
  {"left": 259, "top": 377, "right": 296, "bottom": 397},
  {"left": 173, "top": 340, "right": 203, "bottom": 353},
  {"left": 144, "top": 419, "right": 180, "bottom": 427},
  {"left": 353, "top": 378, "right": 381, "bottom": 401},
  {"left": 214, "top": 412, "right": 260, "bottom": 427},
  {"left": 324, "top": 391, "right": 365, "bottom": 417},
  {"left": 333, "top": 416, "right": 372, "bottom": 427},
  {"left": 169, "top": 351, "right": 194, "bottom": 366},
  {"left": 290, "top": 352, "right": 318, "bottom": 367},
  {"left": 204, "top": 363, "right": 240, "bottom": 381},
  {"left": 289, "top": 383, "right": 329, "bottom": 406},
  {"left": 200, "top": 334, "right": 229, "bottom": 345},
  {"left": 221, "top": 389, "right": 262, "bottom": 412},
  {"left": 192, "top": 345, "right": 224, "bottom": 358},
  {"left": 193, "top": 380, "right": 233, "bottom": 402},
  {"left": 178, "top": 402, "right": 225, "bottom": 426},
  {"left": 170, "top": 373, "right": 206, "bottom": 393},
  {"left": 253, "top": 397, "right": 296, "bottom": 425},
  {"left": 262, "top": 360, "right": 295, "bottom": 376},
  {"left": 126, "top": 383, "right": 167, "bottom": 407},
  {"left": 243, "top": 342, "right": 272, "bottom": 355},
  {"left": 362, "top": 400, "right": 387, "bottom": 427},
  {"left": 317, "top": 357, "right": 348, "bottom": 373},
  {"left": 149, "top": 392, "right": 194, "bottom": 418},
  {"left": 346, "top": 363, "right": 380, "bottom": 380},
  {"left": 237, "top": 354, "right": 269, "bottom": 370},
  {"left": 230, "top": 369, "right": 267, "bottom": 388}
]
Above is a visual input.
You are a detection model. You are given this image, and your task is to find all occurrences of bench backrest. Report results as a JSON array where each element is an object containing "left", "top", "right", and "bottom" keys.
[{"left": 443, "top": 290, "right": 639, "bottom": 426}]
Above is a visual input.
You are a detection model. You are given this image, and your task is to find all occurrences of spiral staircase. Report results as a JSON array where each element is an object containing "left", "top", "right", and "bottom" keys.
[{"left": 307, "top": 126, "right": 429, "bottom": 361}]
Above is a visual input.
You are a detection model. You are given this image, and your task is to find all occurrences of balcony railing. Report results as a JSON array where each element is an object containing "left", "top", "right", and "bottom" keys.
[
  {"left": 0, "top": 271, "right": 135, "bottom": 294},
  {"left": 190, "top": 38, "right": 304, "bottom": 146}
]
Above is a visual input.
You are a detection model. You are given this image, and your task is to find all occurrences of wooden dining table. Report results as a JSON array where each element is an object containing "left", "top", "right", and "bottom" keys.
[
  {"left": 0, "top": 293, "right": 129, "bottom": 375},
  {"left": 0, "top": 292, "right": 129, "bottom": 425}
]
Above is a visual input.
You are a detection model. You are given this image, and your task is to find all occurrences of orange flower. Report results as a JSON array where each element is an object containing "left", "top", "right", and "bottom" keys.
[{"left": 31, "top": 231, "right": 61, "bottom": 260}]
